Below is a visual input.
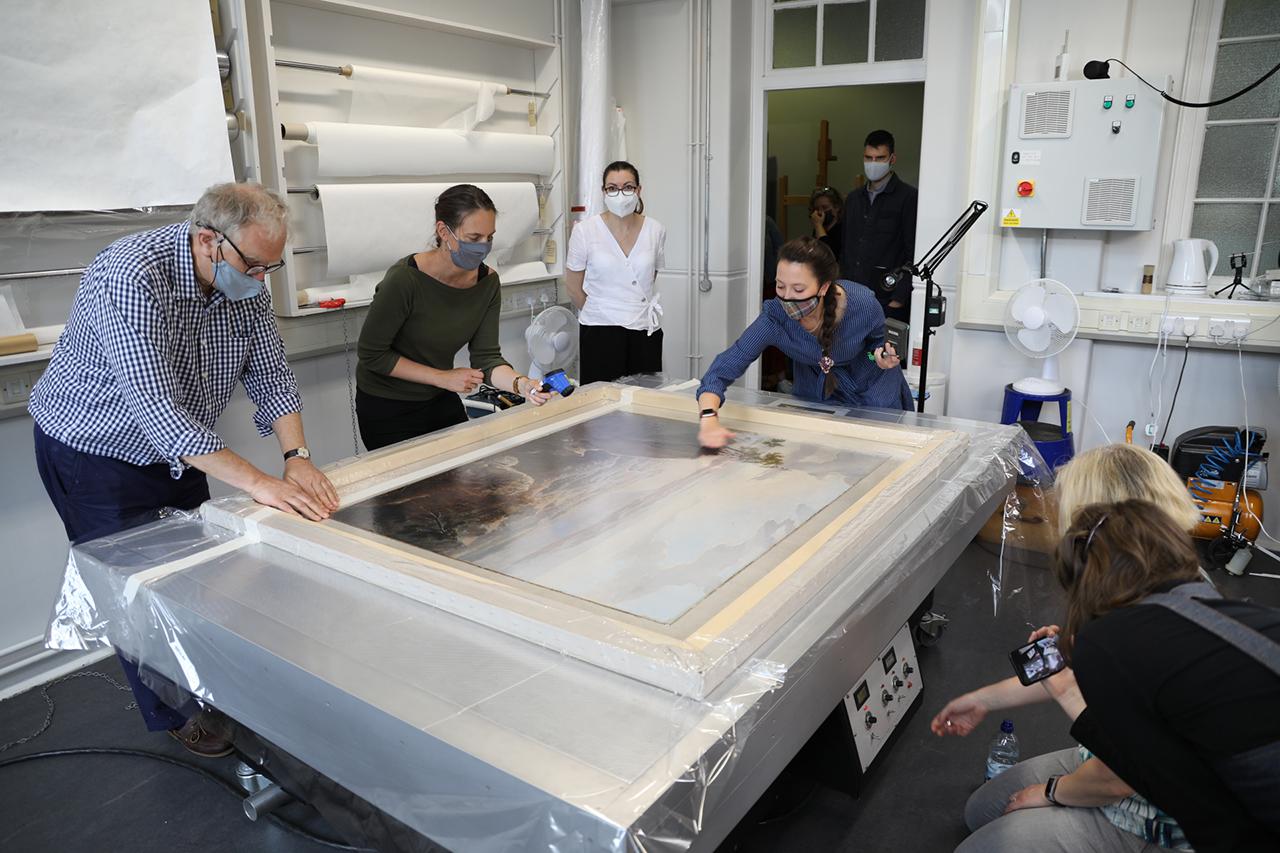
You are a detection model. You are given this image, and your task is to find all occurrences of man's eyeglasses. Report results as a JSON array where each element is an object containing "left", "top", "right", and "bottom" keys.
[
  {"left": 603, "top": 184, "right": 638, "bottom": 197},
  {"left": 200, "top": 223, "right": 286, "bottom": 275}
]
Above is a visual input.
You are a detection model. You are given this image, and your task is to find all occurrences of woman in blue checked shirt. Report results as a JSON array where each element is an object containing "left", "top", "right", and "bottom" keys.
[{"left": 695, "top": 236, "right": 910, "bottom": 448}]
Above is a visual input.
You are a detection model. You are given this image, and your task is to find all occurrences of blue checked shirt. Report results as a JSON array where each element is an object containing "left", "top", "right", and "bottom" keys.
[{"left": 29, "top": 221, "right": 303, "bottom": 478}]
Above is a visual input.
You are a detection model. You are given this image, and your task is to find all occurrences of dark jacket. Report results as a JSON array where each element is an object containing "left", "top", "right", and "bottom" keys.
[{"left": 839, "top": 173, "right": 918, "bottom": 323}]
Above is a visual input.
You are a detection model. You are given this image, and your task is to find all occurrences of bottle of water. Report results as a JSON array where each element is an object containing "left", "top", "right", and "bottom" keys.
[{"left": 984, "top": 719, "right": 1019, "bottom": 780}]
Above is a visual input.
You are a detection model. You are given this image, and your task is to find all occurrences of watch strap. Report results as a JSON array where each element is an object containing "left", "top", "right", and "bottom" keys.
[
  {"left": 1044, "top": 774, "right": 1064, "bottom": 806},
  {"left": 699, "top": 408, "right": 718, "bottom": 419},
  {"left": 283, "top": 447, "right": 310, "bottom": 461}
]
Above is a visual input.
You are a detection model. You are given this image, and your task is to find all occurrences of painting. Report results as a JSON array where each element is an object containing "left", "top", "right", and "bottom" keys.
[
  {"left": 204, "top": 385, "right": 968, "bottom": 697},
  {"left": 331, "top": 411, "right": 889, "bottom": 624}
]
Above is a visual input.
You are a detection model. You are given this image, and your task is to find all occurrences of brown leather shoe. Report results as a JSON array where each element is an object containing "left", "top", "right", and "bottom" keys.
[{"left": 169, "top": 718, "right": 234, "bottom": 758}]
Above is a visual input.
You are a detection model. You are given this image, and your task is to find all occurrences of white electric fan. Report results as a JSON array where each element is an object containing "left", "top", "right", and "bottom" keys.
[
  {"left": 1004, "top": 279, "right": 1080, "bottom": 394},
  {"left": 525, "top": 305, "right": 579, "bottom": 382}
]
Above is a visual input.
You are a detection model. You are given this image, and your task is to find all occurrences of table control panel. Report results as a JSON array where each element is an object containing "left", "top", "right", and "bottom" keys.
[{"left": 843, "top": 623, "right": 921, "bottom": 771}]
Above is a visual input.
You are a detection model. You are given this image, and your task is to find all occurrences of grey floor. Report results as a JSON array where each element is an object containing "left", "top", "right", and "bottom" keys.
[{"left": 1, "top": 540, "right": 1276, "bottom": 853}]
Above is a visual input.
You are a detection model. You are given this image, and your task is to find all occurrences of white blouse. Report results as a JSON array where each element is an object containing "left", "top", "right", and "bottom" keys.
[{"left": 566, "top": 214, "right": 666, "bottom": 333}]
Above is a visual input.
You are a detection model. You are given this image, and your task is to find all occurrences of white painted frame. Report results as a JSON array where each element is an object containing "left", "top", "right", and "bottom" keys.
[{"left": 202, "top": 384, "right": 966, "bottom": 698}]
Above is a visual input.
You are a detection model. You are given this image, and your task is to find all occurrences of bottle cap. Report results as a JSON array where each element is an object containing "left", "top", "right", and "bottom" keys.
[{"left": 1000, "top": 719, "right": 1015, "bottom": 733}]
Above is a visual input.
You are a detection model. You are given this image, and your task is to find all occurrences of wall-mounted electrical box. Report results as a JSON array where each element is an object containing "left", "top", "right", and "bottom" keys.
[{"left": 999, "top": 78, "right": 1168, "bottom": 231}]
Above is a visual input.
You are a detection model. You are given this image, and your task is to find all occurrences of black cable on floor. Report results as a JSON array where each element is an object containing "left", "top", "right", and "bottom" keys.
[{"left": 0, "top": 747, "right": 369, "bottom": 852}]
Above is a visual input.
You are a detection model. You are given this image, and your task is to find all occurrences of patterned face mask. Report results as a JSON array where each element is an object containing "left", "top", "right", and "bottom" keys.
[{"left": 779, "top": 294, "right": 820, "bottom": 321}]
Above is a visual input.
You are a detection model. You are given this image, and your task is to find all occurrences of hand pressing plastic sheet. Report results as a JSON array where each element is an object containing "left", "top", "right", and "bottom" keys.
[{"left": 317, "top": 182, "right": 540, "bottom": 279}]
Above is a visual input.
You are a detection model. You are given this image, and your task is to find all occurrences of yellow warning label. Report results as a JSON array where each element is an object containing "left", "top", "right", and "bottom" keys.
[{"left": 1001, "top": 208, "right": 1022, "bottom": 227}]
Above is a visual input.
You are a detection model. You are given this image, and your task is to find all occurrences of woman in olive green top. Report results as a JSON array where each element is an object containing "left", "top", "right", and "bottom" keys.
[{"left": 356, "top": 184, "right": 551, "bottom": 450}]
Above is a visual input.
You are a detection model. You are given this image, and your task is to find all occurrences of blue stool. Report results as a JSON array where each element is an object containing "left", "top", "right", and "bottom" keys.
[{"left": 1001, "top": 384, "right": 1074, "bottom": 471}]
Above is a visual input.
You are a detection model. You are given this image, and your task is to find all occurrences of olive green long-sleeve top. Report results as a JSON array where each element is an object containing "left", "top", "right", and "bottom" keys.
[{"left": 356, "top": 257, "right": 510, "bottom": 401}]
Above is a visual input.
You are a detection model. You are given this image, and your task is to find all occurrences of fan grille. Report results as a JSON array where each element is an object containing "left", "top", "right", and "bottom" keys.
[
  {"left": 1021, "top": 90, "right": 1074, "bottom": 138},
  {"left": 1081, "top": 177, "right": 1138, "bottom": 226},
  {"left": 1003, "top": 279, "right": 1080, "bottom": 359}
]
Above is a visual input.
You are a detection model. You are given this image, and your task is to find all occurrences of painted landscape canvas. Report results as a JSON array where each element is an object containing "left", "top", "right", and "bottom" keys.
[{"left": 332, "top": 411, "right": 889, "bottom": 623}]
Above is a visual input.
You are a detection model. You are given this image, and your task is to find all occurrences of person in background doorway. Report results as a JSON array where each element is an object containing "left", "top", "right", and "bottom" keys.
[
  {"left": 696, "top": 236, "right": 909, "bottom": 449},
  {"left": 356, "top": 184, "right": 551, "bottom": 451},
  {"left": 839, "top": 129, "right": 918, "bottom": 324},
  {"left": 809, "top": 186, "right": 844, "bottom": 261},
  {"left": 566, "top": 160, "right": 667, "bottom": 385},
  {"left": 29, "top": 181, "right": 339, "bottom": 757}
]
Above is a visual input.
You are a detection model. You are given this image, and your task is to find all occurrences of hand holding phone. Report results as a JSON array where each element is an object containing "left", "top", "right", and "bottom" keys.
[
  {"left": 1009, "top": 635, "right": 1067, "bottom": 686},
  {"left": 539, "top": 368, "right": 575, "bottom": 397}
]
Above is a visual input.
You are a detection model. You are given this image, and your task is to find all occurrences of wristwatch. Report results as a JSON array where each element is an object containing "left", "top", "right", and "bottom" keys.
[
  {"left": 699, "top": 408, "right": 718, "bottom": 419},
  {"left": 1044, "top": 774, "right": 1065, "bottom": 806},
  {"left": 283, "top": 446, "right": 311, "bottom": 462}
]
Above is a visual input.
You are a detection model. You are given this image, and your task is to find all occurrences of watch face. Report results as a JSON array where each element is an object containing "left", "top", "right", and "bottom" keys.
[{"left": 288, "top": 447, "right": 311, "bottom": 460}]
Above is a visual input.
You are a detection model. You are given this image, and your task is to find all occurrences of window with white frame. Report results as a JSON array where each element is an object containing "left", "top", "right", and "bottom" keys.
[
  {"left": 1188, "top": 0, "right": 1280, "bottom": 278},
  {"left": 771, "top": 0, "right": 926, "bottom": 71}
]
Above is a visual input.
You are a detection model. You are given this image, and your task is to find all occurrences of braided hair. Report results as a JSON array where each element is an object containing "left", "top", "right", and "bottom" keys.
[{"left": 778, "top": 236, "right": 841, "bottom": 398}]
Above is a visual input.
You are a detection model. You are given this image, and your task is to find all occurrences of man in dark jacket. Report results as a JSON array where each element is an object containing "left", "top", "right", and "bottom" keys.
[{"left": 839, "top": 129, "right": 918, "bottom": 323}]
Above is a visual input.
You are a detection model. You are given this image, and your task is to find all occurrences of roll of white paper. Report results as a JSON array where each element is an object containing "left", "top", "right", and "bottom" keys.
[
  {"left": 318, "top": 183, "right": 540, "bottom": 279},
  {"left": 499, "top": 261, "right": 550, "bottom": 283},
  {"left": 296, "top": 276, "right": 379, "bottom": 307},
  {"left": 307, "top": 123, "right": 554, "bottom": 178},
  {"left": 346, "top": 66, "right": 508, "bottom": 130}
]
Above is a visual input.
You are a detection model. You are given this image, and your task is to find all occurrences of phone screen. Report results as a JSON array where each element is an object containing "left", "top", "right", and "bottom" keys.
[{"left": 1009, "top": 635, "right": 1066, "bottom": 686}]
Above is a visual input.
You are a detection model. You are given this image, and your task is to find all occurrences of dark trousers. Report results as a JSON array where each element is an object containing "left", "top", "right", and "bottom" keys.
[
  {"left": 579, "top": 324, "right": 663, "bottom": 385},
  {"left": 355, "top": 388, "right": 468, "bottom": 451},
  {"left": 34, "top": 423, "right": 210, "bottom": 731}
]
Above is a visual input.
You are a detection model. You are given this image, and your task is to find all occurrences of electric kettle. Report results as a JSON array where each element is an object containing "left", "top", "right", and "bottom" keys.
[{"left": 1168, "top": 238, "right": 1219, "bottom": 289}]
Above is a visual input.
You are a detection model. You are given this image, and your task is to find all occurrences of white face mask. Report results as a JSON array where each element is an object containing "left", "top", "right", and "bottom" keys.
[
  {"left": 864, "top": 160, "right": 892, "bottom": 183},
  {"left": 604, "top": 193, "right": 639, "bottom": 217}
]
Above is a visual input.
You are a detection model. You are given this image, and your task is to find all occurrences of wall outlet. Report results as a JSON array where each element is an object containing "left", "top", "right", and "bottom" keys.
[
  {"left": 1230, "top": 318, "right": 1251, "bottom": 339},
  {"left": 1127, "top": 314, "right": 1155, "bottom": 334},
  {"left": 1144, "top": 422, "right": 1157, "bottom": 437},
  {"left": 1, "top": 374, "right": 33, "bottom": 405},
  {"left": 1098, "top": 311, "right": 1122, "bottom": 331},
  {"left": 1208, "top": 317, "right": 1229, "bottom": 338},
  {"left": 1180, "top": 315, "right": 1199, "bottom": 337}
]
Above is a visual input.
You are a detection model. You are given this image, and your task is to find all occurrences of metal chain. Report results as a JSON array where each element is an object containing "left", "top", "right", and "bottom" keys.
[
  {"left": 340, "top": 306, "right": 360, "bottom": 456},
  {"left": 0, "top": 670, "right": 137, "bottom": 754}
]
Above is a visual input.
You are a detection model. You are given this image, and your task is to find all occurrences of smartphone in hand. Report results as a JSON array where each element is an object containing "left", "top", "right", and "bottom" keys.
[{"left": 1010, "top": 635, "right": 1067, "bottom": 686}]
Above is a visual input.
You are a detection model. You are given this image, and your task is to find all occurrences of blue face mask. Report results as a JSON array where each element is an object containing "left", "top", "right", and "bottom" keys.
[
  {"left": 446, "top": 226, "right": 492, "bottom": 271},
  {"left": 211, "top": 258, "right": 264, "bottom": 301}
]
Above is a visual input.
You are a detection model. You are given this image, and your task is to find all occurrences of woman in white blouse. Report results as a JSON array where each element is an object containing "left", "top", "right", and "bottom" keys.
[{"left": 566, "top": 160, "right": 667, "bottom": 384}]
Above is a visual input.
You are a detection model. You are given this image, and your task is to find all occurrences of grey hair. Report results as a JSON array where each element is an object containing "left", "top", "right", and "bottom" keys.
[{"left": 189, "top": 182, "right": 289, "bottom": 242}]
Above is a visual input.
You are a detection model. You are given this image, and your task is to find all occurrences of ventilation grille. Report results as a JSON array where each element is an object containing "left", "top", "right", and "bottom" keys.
[
  {"left": 1082, "top": 177, "right": 1139, "bottom": 226},
  {"left": 1021, "top": 90, "right": 1074, "bottom": 138}
]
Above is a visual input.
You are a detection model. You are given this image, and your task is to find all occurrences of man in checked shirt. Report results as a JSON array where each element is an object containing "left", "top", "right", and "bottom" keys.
[{"left": 29, "top": 182, "right": 339, "bottom": 756}]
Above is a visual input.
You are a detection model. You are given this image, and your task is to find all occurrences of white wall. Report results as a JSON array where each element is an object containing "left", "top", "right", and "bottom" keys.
[
  {"left": 941, "top": 0, "right": 1279, "bottom": 536},
  {"left": 609, "top": 0, "right": 751, "bottom": 382}
]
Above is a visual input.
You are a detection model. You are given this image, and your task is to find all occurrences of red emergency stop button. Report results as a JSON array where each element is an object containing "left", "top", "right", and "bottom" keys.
[{"left": 1017, "top": 180, "right": 1035, "bottom": 197}]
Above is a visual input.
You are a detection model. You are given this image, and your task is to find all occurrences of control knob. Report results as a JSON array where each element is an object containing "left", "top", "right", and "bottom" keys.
[
  {"left": 903, "top": 661, "right": 914, "bottom": 677},
  {"left": 881, "top": 689, "right": 893, "bottom": 706},
  {"left": 892, "top": 675, "right": 904, "bottom": 691},
  {"left": 864, "top": 710, "right": 877, "bottom": 730}
]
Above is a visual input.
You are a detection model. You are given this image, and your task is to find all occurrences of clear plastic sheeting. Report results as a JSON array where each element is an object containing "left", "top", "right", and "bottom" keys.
[
  {"left": 0, "top": 207, "right": 190, "bottom": 332},
  {"left": 47, "top": 384, "right": 1036, "bottom": 852}
]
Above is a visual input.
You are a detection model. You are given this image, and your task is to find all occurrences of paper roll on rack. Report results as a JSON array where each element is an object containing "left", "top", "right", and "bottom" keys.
[
  {"left": 345, "top": 66, "right": 508, "bottom": 130},
  {"left": 317, "top": 183, "right": 541, "bottom": 279},
  {"left": 305, "top": 123, "right": 554, "bottom": 178}
]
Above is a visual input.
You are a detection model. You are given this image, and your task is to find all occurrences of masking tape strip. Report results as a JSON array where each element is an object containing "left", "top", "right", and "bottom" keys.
[{"left": 123, "top": 537, "right": 252, "bottom": 603}]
